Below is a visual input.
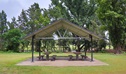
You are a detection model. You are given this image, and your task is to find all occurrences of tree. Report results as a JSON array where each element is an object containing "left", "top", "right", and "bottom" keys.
[
  {"left": 47, "top": 0, "right": 98, "bottom": 52},
  {"left": 17, "top": 3, "right": 50, "bottom": 34},
  {"left": 96, "top": 0, "right": 126, "bottom": 54},
  {"left": 0, "top": 10, "right": 7, "bottom": 50},
  {"left": 17, "top": 9, "right": 28, "bottom": 33},
  {"left": 7, "top": 17, "right": 18, "bottom": 30},
  {"left": 49, "top": 0, "right": 97, "bottom": 27},
  {"left": 2, "top": 29, "right": 22, "bottom": 52},
  {"left": 26, "top": 3, "right": 50, "bottom": 33},
  {"left": 16, "top": 3, "right": 50, "bottom": 52},
  {"left": 20, "top": 39, "right": 30, "bottom": 52},
  {"left": 98, "top": 39, "right": 106, "bottom": 51},
  {"left": 27, "top": 3, "right": 42, "bottom": 32},
  {"left": 0, "top": 10, "right": 7, "bottom": 35}
]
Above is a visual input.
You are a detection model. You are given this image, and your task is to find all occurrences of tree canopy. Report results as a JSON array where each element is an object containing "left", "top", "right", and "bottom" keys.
[{"left": 96, "top": 0, "right": 126, "bottom": 53}]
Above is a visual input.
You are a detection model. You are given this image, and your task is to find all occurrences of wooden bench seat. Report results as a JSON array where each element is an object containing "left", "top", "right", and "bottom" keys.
[
  {"left": 51, "top": 55, "right": 57, "bottom": 61},
  {"left": 81, "top": 55, "right": 87, "bottom": 60},
  {"left": 37, "top": 55, "right": 44, "bottom": 60}
]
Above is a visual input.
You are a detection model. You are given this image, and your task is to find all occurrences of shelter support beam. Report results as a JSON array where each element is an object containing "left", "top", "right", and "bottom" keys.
[
  {"left": 89, "top": 34, "right": 93, "bottom": 61},
  {"left": 38, "top": 39, "right": 41, "bottom": 60},
  {"left": 57, "top": 30, "right": 62, "bottom": 37},
  {"left": 31, "top": 35, "right": 35, "bottom": 62},
  {"left": 63, "top": 29, "right": 68, "bottom": 37}
]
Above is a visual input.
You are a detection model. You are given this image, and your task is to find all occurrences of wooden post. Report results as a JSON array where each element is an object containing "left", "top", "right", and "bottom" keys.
[
  {"left": 31, "top": 35, "right": 35, "bottom": 62},
  {"left": 38, "top": 39, "right": 41, "bottom": 60},
  {"left": 89, "top": 34, "right": 93, "bottom": 61}
]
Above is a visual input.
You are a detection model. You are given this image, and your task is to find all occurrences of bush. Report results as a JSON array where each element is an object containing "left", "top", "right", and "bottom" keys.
[{"left": 2, "top": 29, "right": 22, "bottom": 52}]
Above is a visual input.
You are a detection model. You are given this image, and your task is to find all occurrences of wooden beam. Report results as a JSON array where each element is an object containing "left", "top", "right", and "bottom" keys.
[
  {"left": 38, "top": 39, "right": 41, "bottom": 60},
  {"left": 89, "top": 34, "right": 93, "bottom": 62},
  {"left": 63, "top": 28, "right": 68, "bottom": 37},
  {"left": 31, "top": 35, "right": 35, "bottom": 62}
]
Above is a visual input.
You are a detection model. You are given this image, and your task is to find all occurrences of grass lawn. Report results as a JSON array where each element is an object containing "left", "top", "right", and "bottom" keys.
[{"left": 0, "top": 51, "right": 126, "bottom": 74}]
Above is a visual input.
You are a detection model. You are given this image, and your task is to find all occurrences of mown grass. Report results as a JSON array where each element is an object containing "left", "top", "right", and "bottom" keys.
[{"left": 0, "top": 51, "right": 126, "bottom": 74}]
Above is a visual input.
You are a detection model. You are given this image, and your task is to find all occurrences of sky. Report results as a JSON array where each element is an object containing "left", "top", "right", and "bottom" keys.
[{"left": 0, "top": 0, "right": 51, "bottom": 21}]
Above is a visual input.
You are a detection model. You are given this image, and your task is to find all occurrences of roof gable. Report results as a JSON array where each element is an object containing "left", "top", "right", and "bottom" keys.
[{"left": 24, "top": 19, "right": 102, "bottom": 40}]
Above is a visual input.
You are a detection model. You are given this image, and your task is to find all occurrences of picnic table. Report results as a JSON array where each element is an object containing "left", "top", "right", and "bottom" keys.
[
  {"left": 73, "top": 52, "right": 82, "bottom": 60},
  {"left": 43, "top": 52, "right": 51, "bottom": 60}
]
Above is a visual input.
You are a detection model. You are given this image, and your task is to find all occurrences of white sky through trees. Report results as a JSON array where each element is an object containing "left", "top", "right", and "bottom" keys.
[{"left": 0, "top": 0, "right": 51, "bottom": 21}]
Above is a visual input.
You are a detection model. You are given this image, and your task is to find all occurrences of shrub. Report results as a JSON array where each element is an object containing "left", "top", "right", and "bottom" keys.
[{"left": 2, "top": 29, "right": 22, "bottom": 52}]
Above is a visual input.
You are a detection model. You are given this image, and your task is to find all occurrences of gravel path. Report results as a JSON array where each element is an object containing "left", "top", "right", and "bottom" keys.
[{"left": 17, "top": 56, "right": 108, "bottom": 67}]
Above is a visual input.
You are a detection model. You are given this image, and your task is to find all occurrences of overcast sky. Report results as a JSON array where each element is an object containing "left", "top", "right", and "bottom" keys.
[{"left": 0, "top": 0, "right": 51, "bottom": 21}]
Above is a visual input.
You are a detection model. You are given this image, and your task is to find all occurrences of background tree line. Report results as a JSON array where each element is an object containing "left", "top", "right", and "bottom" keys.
[{"left": 0, "top": 0, "right": 126, "bottom": 54}]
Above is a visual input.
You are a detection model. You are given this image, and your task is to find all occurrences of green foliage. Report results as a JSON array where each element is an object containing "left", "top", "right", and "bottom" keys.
[
  {"left": 18, "top": 3, "right": 50, "bottom": 34},
  {"left": 26, "top": 3, "right": 50, "bottom": 33},
  {"left": 0, "top": 10, "right": 8, "bottom": 50},
  {"left": 46, "top": 0, "right": 97, "bottom": 27},
  {"left": 20, "top": 38, "right": 30, "bottom": 52},
  {"left": 7, "top": 17, "right": 18, "bottom": 30},
  {"left": 2, "top": 29, "right": 22, "bottom": 52},
  {"left": 17, "top": 9, "right": 28, "bottom": 33},
  {"left": 96, "top": 0, "right": 126, "bottom": 53},
  {"left": 0, "top": 10, "right": 7, "bottom": 34}
]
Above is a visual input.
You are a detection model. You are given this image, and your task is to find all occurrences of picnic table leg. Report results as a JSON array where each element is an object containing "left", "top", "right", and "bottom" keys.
[
  {"left": 41, "top": 55, "right": 44, "bottom": 60},
  {"left": 68, "top": 55, "right": 73, "bottom": 61},
  {"left": 82, "top": 56, "right": 84, "bottom": 60},
  {"left": 76, "top": 54, "right": 79, "bottom": 60},
  {"left": 39, "top": 56, "right": 41, "bottom": 60},
  {"left": 46, "top": 55, "right": 49, "bottom": 60}
]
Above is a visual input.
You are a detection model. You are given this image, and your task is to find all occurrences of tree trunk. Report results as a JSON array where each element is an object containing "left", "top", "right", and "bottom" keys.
[
  {"left": 115, "top": 44, "right": 121, "bottom": 54},
  {"left": 77, "top": 43, "right": 85, "bottom": 52}
]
